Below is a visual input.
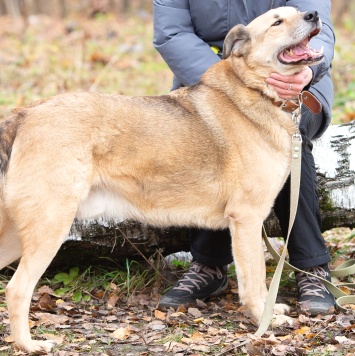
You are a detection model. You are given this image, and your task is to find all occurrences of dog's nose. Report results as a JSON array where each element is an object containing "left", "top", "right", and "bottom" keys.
[{"left": 304, "top": 11, "right": 319, "bottom": 23}]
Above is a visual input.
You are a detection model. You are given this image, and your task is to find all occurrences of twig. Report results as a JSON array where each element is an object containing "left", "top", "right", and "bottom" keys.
[
  {"left": 89, "top": 54, "right": 120, "bottom": 92},
  {"left": 117, "top": 227, "right": 171, "bottom": 284},
  {"left": 216, "top": 338, "right": 250, "bottom": 356}
]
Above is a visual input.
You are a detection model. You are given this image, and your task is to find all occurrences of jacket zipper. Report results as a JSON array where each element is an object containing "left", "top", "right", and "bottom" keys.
[{"left": 241, "top": 0, "right": 249, "bottom": 23}]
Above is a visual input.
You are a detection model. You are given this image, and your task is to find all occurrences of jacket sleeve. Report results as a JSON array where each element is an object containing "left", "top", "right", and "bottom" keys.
[
  {"left": 286, "top": 0, "right": 335, "bottom": 85},
  {"left": 153, "top": 0, "right": 220, "bottom": 88}
]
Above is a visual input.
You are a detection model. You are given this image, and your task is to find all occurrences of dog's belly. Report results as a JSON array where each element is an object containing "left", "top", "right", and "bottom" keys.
[
  {"left": 76, "top": 188, "right": 229, "bottom": 229},
  {"left": 76, "top": 189, "right": 143, "bottom": 222}
]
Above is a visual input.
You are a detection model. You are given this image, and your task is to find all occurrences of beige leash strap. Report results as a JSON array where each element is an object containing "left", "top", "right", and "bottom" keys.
[{"left": 254, "top": 132, "right": 303, "bottom": 336}]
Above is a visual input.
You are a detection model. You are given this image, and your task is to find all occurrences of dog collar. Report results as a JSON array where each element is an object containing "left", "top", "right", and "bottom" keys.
[{"left": 273, "top": 90, "right": 322, "bottom": 115}]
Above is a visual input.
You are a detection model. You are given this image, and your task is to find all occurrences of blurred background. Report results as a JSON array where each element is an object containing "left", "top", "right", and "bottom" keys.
[{"left": 0, "top": 0, "right": 354, "bottom": 124}]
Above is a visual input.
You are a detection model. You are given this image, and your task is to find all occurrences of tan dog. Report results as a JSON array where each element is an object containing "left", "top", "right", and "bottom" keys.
[{"left": 0, "top": 7, "right": 323, "bottom": 353}]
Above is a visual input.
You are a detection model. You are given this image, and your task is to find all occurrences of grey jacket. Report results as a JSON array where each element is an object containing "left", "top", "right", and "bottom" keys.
[{"left": 153, "top": 0, "right": 335, "bottom": 138}]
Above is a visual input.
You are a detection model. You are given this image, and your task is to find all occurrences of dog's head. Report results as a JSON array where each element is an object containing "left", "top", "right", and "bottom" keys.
[{"left": 223, "top": 7, "right": 323, "bottom": 76}]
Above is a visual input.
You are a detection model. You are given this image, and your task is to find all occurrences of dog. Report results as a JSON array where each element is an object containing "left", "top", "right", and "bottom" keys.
[{"left": 0, "top": 7, "right": 323, "bottom": 353}]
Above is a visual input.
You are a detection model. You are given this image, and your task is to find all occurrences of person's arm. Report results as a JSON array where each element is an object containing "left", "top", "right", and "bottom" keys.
[{"left": 153, "top": 0, "right": 220, "bottom": 87}]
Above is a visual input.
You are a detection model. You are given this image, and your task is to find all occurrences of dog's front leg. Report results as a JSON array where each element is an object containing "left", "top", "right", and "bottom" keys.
[
  {"left": 229, "top": 218, "right": 268, "bottom": 325},
  {"left": 229, "top": 218, "right": 292, "bottom": 328}
]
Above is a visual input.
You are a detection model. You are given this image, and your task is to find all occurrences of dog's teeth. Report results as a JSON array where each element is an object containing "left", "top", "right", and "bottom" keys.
[{"left": 289, "top": 49, "right": 294, "bottom": 56}]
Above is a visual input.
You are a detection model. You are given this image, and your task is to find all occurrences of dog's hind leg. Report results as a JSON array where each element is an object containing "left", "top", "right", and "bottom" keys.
[
  {"left": 0, "top": 222, "right": 22, "bottom": 269},
  {"left": 6, "top": 175, "right": 83, "bottom": 353},
  {"left": 6, "top": 216, "right": 75, "bottom": 353}
]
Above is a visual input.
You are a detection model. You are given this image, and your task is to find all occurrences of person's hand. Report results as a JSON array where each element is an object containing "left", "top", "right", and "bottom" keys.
[{"left": 265, "top": 67, "right": 313, "bottom": 100}]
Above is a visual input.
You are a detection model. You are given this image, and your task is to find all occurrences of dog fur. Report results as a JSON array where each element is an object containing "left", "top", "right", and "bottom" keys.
[{"left": 0, "top": 7, "right": 323, "bottom": 352}]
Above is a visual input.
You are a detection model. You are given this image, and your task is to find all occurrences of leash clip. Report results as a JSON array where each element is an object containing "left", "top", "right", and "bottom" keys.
[
  {"left": 291, "top": 93, "right": 303, "bottom": 133},
  {"left": 291, "top": 133, "right": 302, "bottom": 160}
]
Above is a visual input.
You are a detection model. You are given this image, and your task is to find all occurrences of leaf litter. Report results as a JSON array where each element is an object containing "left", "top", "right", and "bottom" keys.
[{"left": 0, "top": 241, "right": 354, "bottom": 355}]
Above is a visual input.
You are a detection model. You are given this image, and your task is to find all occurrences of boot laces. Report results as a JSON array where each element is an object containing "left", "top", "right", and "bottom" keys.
[
  {"left": 297, "top": 266, "right": 330, "bottom": 298},
  {"left": 174, "top": 262, "right": 223, "bottom": 294}
]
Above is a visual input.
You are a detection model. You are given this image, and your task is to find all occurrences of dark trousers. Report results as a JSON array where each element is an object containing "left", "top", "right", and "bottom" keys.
[{"left": 191, "top": 107, "right": 331, "bottom": 270}]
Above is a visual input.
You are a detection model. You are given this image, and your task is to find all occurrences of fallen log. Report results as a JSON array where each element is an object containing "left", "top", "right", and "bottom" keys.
[{"left": 56, "top": 121, "right": 355, "bottom": 265}]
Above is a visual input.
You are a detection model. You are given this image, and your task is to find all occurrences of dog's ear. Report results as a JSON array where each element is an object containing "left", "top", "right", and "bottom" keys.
[{"left": 222, "top": 24, "right": 251, "bottom": 59}]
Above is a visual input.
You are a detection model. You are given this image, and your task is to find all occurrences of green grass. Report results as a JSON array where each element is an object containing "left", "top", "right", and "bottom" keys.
[{"left": 41, "top": 259, "right": 159, "bottom": 303}]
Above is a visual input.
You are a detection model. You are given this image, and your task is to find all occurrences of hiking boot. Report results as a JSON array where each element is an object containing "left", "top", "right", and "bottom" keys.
[
  {"left": 158, "top": 262, "right": 228, "bottom": 309},
  {"left": 296, "top": 264, "right": 335, "bottom": 315}
]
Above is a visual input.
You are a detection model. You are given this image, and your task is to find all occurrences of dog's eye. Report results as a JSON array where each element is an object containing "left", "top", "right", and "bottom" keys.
[{"left": 272, "top": 20, "right": 283, "bottom": 26}]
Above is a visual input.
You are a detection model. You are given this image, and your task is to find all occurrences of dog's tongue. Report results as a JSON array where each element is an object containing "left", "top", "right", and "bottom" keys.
[{"left": 279, "top": 40, "right": 324, "bottom": 63}]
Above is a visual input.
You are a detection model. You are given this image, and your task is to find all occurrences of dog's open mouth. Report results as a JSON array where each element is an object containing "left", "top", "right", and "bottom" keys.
[{"left": 278, "top": 28, "right": 323, "bottom": 64}]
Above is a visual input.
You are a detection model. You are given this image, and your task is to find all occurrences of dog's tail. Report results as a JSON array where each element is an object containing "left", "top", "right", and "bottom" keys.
[
  {"left": 0, "top": 113, "right": 22, "bottom": 175},
  {"left": 0, "top": 112, "right": 22, "bottom": 235}
]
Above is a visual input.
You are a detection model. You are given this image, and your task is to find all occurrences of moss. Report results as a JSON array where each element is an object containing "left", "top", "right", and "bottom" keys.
[{"left": 318, "top": 186, "right": 336, "bottom": 213}]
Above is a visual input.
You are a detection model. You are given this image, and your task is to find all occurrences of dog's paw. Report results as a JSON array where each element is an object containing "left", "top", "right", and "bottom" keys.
[
  {"left": 19, "top": 339, "right": 57, "bottom": 353},
  {"left": 270, "top": 314, "right": 294, "bottom": 327},
  {"left": 273, "top": 303, "right": 290, "bottom": 315},
  {"left": 269, "top": 303, "right": 293, "bottom": 327}
]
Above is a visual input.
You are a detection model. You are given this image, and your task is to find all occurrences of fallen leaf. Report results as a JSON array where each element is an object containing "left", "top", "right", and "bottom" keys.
[
  {"left": 170, "top": 312, "right": 185, "bottom": 317},
  {"left": 34, "top": 312, "right": 69, "bottom": 326},
  {"left": 181, "top": 337, "right": 191, "bottom": 344},
  {"left": 72, "top": 337, "right": 86, "bottom": 343},
  {"left": 202, "top": 318, "right": 213, "bottom": 325},
  {"left": 37, "top": 285, "right": 55, "bottom": 295},
  {"left": 190, "top": 330, "right": 205, "bottom": 341},
  {"left": 4, "top": 335, "right": 14, "bottom": 343},
  {"left": 38, "top": 293, "right": 56, "bottom": 311},
  {"left": 154, "top": 309, "right": 166, "bottom": 321},
  {"left": 164, "top": 341, "right": 188, "bottom": 353},
  {"left": 294, "top": 326, "right": 311, "bottom": 335},
  {"left": 82, "top": 323, "right": 94, "bottom": 330},
  {"left": 191, "top": 344, "right": 210, "bottom": 352},
  {"left": 196, "top": 299, "right": 207, "bottom": 308},
  {"left": 107, "top": 293, "right": 119, "bottom": 308},
  {"left": 42, "top": 333, "right": 64, "bottom": 345},
  {"left": 176, "top": 304, "right": 187, "bottom": 313},
  {"left": 298, "top": 314, "right": 309, "bottom": 323},
  {"left": 111, "top": 327, "right": 132, "bottom": 340},
  {"left": 148, "top": 320, "right": 166, "bottom": 331},
  {"left": 193, "top": 317, "right": 204, "bottom": 323},
  {"left": 188, "top": 307, "right": 202, "bottom": 318},
  {"left": 335, "top": 336, "right": 355, "bottom": 344}
]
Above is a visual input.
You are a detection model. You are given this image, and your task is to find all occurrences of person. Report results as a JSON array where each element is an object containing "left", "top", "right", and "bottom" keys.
[{"left": 153, "top": 0, "right": 335, "bottom": 316}]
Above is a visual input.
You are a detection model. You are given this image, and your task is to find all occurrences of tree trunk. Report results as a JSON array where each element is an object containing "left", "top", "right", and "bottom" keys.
[{"left": 54, "top": 122, "right": 355, "bottom": 265}]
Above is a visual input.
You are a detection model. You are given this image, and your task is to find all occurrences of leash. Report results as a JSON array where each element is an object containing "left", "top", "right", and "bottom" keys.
[{"left": 255, "top": 96, "right": 304, "bottom": 336}]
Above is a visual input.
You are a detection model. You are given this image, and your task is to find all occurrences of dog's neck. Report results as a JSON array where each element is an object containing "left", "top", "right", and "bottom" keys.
[{"left": 226, "top": 57, "right": 309, "bottom": 103}]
